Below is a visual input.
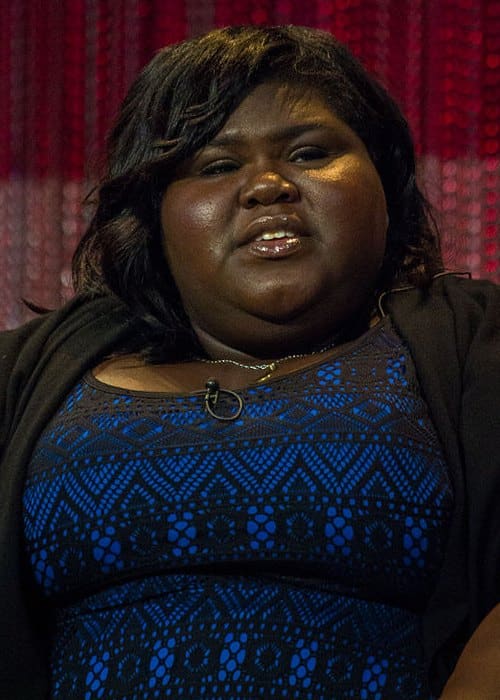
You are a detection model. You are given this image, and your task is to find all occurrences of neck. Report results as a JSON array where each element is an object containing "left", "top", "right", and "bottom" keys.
[
  {"left": 193, "top": 326, "right": 264, "bottom": 363},
  {"left": 192, "top": 324, "right": 344, "bottom": 363},
  {"left": 191, "top": 305, "right": 377, "bottom": 362}
]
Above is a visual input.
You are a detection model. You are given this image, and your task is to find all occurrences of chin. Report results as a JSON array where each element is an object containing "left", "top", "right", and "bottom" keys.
[{"left": 240, "top": 281, "right": 326, "bottom": 320}]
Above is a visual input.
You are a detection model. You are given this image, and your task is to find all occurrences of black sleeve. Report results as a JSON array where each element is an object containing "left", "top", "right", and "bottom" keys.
[{"left": 459, "top": 280, "right": 500, "bottom": 621}]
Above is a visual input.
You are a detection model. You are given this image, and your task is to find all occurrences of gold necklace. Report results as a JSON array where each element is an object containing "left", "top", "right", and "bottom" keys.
[{"left": 197, "top": 341, "right": 337, "bottom": 383}]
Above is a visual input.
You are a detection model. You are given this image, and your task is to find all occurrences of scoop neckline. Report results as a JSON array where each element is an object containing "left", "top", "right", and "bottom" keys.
[{"left": 84, "top": 316, "right": 392, "bottom": 399}]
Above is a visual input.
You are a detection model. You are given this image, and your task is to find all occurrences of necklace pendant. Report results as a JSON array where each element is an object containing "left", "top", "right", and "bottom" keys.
[
  {"left": 257, "top": 361, "right": 278, "bottom": 383},
  {"left": 203, "top": 378, "right": 244, "bottom": 421}
]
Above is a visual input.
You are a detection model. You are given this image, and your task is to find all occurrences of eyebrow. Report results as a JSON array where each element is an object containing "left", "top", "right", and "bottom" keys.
[{"left": 205, "top": 122, "right": 330, "bottom": 149}]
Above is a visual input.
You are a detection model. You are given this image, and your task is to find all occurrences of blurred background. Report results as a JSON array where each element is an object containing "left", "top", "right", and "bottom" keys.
[{"left": 1, "top": 0, "right": 499, "bottom": 329}]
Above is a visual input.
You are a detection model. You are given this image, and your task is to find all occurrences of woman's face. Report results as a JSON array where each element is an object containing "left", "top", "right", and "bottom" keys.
[{"left": 160, "top": 81, "right": 388, "bottom": 356}]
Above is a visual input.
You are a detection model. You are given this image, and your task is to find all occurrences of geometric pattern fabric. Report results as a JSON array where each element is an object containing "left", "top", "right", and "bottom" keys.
[{"left": 23, "top": 319, "right": 452, "bottom": 698}]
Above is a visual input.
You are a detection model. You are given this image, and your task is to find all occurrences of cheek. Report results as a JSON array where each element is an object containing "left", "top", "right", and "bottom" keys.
[
  {"left": 313, "top": 156, "right": 386, "bottom": 211},
  {"left": 161, "top": 188, "right": 217, "bottom": 261},
  {"left": 347, "top": 165, "right": 387, "bottom": 237},
  {"left": 316, "top": 166, "right": 387, "bottom": 229},
  {"left": 162, "top": 185, "right": 215, "bottom": 237},
  {"left": 160, "top": 189, "right": 228, "bottom": 303},
  {"left": 313, "top": 164, "right": 388, "bottom": 275}
]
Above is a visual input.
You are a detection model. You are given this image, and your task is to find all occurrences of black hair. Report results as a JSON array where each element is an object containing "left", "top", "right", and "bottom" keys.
[{"left": 72, "top": 25, "right": 443, "bottom": 360}]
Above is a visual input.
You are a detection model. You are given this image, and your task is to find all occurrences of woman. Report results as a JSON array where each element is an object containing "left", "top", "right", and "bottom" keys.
[{"left": 1, "top": 25, "right": 499, "bottom": 699}]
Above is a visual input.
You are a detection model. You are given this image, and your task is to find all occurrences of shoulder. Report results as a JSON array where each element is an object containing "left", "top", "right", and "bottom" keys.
[
  {"left": 384, "top": 274, "right": 499, "bottom": 350},
  {"left": 381, "top": 274, "right": 499, "bottom": 429},
  {"left": 0, "top": 295, "right": 128, "bottom": 396},
  {"left": 0, "top": 295, "right": 134, "bottom": 447},
  {"left": 436, "top": 274, "right": 500, "bottom": 314},
  {"left": 386, "top": 273, "right": 499, "bottom": 311},
  {"left": 0, "top": 294, "right": 131, "bottom": 357}
]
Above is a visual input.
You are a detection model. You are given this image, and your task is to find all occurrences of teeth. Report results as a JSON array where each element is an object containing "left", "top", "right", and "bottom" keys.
[{"left": 255, "top": 231, "right": 296, "bottom": 241}]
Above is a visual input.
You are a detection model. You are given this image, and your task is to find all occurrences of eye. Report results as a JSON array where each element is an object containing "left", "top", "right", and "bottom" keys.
[
  {"left": 289, "top": 146, "right": 329, "bottom": 163},
  {"left": 199, "top": 160, "right": 240, "bottom": 176}
]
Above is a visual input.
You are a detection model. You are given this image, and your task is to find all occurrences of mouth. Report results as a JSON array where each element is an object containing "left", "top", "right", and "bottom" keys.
[
  {"left": 250, "top": 231, "right": 302, "bottom": 258},
  {"left": 238, "top": 214, "right": 308, "bottom": 259}
]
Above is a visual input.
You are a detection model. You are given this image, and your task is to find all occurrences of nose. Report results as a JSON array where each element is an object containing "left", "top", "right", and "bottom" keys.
[{"left": 239, "top": 170, "right": 299, "bottom": 208}]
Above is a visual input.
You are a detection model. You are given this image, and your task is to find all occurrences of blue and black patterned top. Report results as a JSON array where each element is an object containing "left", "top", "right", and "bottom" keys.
[{"left": 23, "top": 319, "right": 453, "bottom": 699}]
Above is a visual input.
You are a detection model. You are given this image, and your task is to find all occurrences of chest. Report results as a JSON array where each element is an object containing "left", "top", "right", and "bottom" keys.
[{"left": 23, "top": 324, "right": 453, "bottom": 611}]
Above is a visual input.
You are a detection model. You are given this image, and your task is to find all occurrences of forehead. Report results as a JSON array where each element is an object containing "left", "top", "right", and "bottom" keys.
[{"left": 210, "top": 81, "right": 348, "bottom": 144}]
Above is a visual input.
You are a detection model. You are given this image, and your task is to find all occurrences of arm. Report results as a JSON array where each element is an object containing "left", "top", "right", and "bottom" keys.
[
  {"left": 442, "top": 281, "right": 500, "bottom": 698},
  {"left": 440, "top": 604, "right": 500, "bottom": 699}
]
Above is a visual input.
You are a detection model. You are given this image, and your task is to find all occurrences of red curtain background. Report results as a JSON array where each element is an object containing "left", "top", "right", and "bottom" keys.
[{"left": 1, "top": 0, "right": 499, "bottom": 329}]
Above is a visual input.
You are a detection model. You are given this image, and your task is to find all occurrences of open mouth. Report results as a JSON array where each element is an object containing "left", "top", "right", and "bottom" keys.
[
  {"left": 254, "top": 231, "right": 297, "bottom": 242},
  {"left": 240, "top": 215, "right": 308, "bottom": 259},
  {"left": 248, "top": 230, "right": 303, "bottom": 258}
]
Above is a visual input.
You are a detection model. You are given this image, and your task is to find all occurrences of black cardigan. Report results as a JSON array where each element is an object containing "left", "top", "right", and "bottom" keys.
[{"left": 1, "top": 275, "right": 499, "bottom": 698}]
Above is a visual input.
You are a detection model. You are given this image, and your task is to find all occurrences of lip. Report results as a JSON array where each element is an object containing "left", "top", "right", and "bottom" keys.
[{"left": 237, "top": 213, "right": 308, "bottom": 248}]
